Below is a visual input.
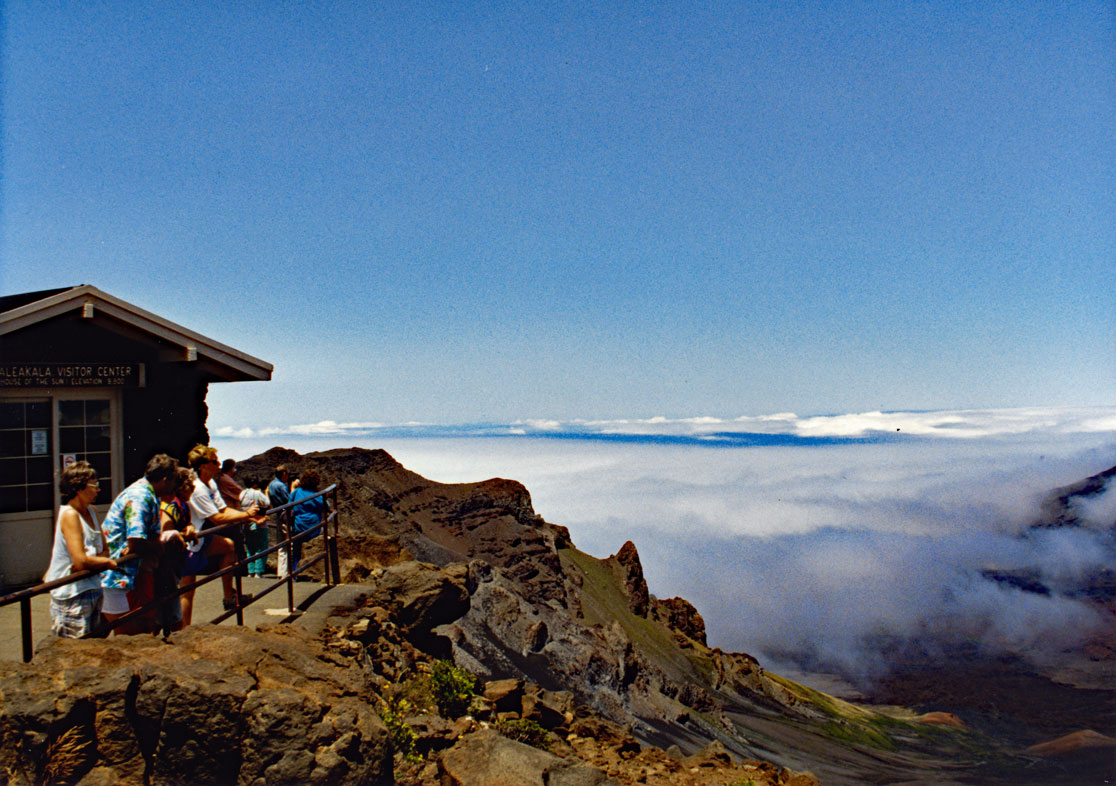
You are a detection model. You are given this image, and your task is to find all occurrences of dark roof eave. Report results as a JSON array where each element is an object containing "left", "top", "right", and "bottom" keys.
[{"left": 0, "top": 285, "right": 273, "bottom": 382}]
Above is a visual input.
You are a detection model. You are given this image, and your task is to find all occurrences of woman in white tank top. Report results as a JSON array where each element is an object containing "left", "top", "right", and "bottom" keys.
[{"left": 43, "top": 461, "right": 116, "bottom": 638}]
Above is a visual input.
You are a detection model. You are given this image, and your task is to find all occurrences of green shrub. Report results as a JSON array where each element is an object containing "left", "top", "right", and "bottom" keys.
[
  {"left": 493, "top": 718, "right": 551, "bottom": 751},
  {"left": 430, "top": 660, "right": 477, "bottom": 718},
  {"left": 377, "top": 692, "right": 421, "bottom": 763}
]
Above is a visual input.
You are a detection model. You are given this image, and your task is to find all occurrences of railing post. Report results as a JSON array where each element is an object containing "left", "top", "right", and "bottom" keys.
[
  {"left": 20, "top": 598, "right": 33, "bottom": 662},
  {"left": 328, "top": 488, "right": 340, "bottom": 586},
  {"left": 283, "top": 510, "right": 295, "bottom": 614},
  {"left": 234, "top": 555, "right": 245, "bottom": 626}
]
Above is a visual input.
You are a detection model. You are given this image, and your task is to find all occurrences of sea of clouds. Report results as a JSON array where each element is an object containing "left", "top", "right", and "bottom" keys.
[{"left": 213, "top": 407, "right": 1116, "bottom": 687}]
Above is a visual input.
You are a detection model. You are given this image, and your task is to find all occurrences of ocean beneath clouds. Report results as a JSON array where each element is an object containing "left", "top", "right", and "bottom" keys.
[{"left": 214, "top": 407, "right": 1116, "bottom": 688}]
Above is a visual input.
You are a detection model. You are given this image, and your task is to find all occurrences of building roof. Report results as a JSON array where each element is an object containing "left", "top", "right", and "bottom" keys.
[{"left": 0, "top": 285, "right": 272, "bottom": 382}]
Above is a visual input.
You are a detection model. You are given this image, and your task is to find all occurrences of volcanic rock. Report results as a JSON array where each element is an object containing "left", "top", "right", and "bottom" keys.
[
  {"left": 650, "top": 596, "right": 707, "bottom": 646},
  {"left": 0, "top": 626, "right": 390, "bottom": 786},
  {"left": 360, "top": 559, "right": 470, "bottom": 655},
  {"left": 440, "top": 729, "right": 615, "bottom": 786},
  {"left": 237, "top": 447, "right": 570, "bottom": 605},
  {"left": 605, "top": 541, "right": 649, "bottom": 617}
]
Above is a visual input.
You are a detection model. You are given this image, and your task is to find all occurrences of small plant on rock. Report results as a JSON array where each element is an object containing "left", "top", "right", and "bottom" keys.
[
  {"left": 494, "top": 718, "right": 551, "bottom": 751},
  {"left": 41, "top": 725, "right": 94, "bottom": 785},
  {"left": 377, "top": 690, "right": 421, "bottom": 764},
  {"left": 430, "top": 660, "right": 477, "bottom": 718}
]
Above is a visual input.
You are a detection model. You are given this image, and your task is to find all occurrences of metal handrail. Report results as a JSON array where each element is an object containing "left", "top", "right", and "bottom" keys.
[{"left": 0, "top": 483, "right": 341, "bottom": 662}]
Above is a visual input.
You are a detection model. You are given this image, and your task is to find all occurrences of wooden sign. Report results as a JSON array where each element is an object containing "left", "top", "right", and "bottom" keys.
[{"left": 0, "top": 363, "right": 145, "bottom": 388}]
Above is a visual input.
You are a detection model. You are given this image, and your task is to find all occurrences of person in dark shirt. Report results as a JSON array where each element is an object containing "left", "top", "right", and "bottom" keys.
[{"left": 217, "top": 459, "right": 244, "bottom": 509}]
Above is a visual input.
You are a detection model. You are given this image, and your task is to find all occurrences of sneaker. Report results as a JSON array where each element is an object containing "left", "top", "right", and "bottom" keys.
[{"left": 222, "top": 593, "right": 254, "bottom": 610}]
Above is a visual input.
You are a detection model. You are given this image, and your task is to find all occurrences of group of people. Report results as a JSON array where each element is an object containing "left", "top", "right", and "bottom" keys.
[{"left": 43, "top": 446, "right": 328, "bottom": 639}]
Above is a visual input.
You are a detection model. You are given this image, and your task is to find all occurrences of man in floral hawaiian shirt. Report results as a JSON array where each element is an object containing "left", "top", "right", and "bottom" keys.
[{"left": 99, "top": 454, "right": 181, "bottom": 634}]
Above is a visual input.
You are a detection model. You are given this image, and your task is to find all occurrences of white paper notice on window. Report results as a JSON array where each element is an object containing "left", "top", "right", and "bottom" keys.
[{"left": 31, "top": 430, "right": 48, "bottom": 455}]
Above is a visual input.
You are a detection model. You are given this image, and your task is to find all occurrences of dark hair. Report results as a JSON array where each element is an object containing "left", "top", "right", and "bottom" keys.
[
  {"left": 274, "top": 464, "right": 288, "bottom": 478},
  {"left": 145, "top": 454, "right": 180, "bottom": 485},
  {"left": 221, "top": 458, "right": 236, "bottom": 472},
  {"left": 299, "top": 469, "right": 320, "bottom": 493},
  {"left": 59, "top": 461, "right": 97, "bottom": 504}
]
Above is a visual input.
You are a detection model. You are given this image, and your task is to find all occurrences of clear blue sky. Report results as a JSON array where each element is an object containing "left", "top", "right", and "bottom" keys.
[{"left": 2, "top": 2, "right": 1113, "bottom": 428}]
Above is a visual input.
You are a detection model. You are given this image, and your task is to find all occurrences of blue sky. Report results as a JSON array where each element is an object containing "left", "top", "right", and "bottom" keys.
[{"left": 2, "top": 2, "right": 1113, "bottom": 427}]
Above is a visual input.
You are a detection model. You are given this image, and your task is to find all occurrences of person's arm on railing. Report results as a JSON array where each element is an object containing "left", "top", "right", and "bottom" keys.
[
  {"left": 60, "top": 508, "right": 116, "bottom": 573},
  {"left": 207, "top": 504, "right": 267, "bottom": 528},
  {"left": 159, "top": 506, "right": 197, "bottom": 547}
]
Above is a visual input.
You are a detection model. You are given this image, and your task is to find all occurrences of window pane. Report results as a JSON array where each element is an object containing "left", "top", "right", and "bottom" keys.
[
  {"left": 58, "top": 400, "right": 85, "bottom": 427},
  {"left": 0, "top": 402, "right": 24, "bottom": 429},
  {"left": 0, "top": 459, "right": 25, "bottom": 486},
  {"left": 0, "top": 486, "right": 25, "bottom": 514},
  {"left": 87, "top": 452, "right": 112, "bottom": 480},
  {"left": 27, "top": 456, "right": 52, "bottom": 485},
  {"left": 95, "top": 482, "right": 113, "bottom": 506},
  {"left": 26, "top": 401, "right": 50, "bottom": 427},
  {"left": 0, "top": 430, "right": 23, "bottom": 456},
  {"left": 86, "top": 400, "right": 110, "bottom": 425},
  {"left": 59, "top": 426, "right": 84, "bottom": 453},
  {"left": 27, "top": 483, "right": 52, "bottom": 511},
  {"left": 86, "top": 425, "right": 111, "bottom": 452}
]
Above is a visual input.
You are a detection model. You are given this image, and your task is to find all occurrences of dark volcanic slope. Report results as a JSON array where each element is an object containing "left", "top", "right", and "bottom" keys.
[
  {"left": 238, "top": 446, "right": 571, "bottom": 604},
  {"left": 239, "top": 446, "right": 1115, "bottom": 785}
]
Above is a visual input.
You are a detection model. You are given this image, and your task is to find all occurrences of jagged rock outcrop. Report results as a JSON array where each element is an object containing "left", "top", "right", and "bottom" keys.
[
  {"left": 0, "top": 626, "right": 391, "bottom": 786},
  {"left": 605, "top": 541, "right": 649, "bottom": 617},
  {"left": 650, "top": 596, "right": 706, "bottom": 647}
]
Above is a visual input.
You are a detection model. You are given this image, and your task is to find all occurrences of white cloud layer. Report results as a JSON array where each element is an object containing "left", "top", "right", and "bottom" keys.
[
  {"left": 212, "top": 407, "right": 1116, "bottom": 686},
  {"left": 213, "top": 406, "right": 1116, "bottom": 442}
]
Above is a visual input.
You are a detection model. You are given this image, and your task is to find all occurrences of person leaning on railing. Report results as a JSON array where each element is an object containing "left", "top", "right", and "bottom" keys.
[
  {"left": 154, "top": 467, "right": 197, "bottom": 632},
  {"left": 185, "top": 445, "right": 267, "bottom": 610},
  {"left": 99, "top": 454, "right": 182, "bottom": 634},
  {"left": 288, "top": 468, "right": 327, "bottom": 576},
  {"left": 42, "top": 460, "right": 117, "bottom": 638}
]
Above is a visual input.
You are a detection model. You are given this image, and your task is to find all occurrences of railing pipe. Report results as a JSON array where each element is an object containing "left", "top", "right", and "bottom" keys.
[{"left": 0, "top": 483, "right": 340, "bottom": 661}]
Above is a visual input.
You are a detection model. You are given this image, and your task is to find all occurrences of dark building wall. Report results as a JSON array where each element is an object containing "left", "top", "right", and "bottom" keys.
[
  {"left": 122, "top": 375, "right": 209, "bottom": 481},
  {"left": 3, "top": 314, "right": 214, "bottom": 481}
]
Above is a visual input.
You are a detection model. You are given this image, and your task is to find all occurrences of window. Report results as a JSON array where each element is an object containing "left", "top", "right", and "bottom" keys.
[
  {"left": 57, "top": 399, "right": 114, "bottom": 506},
  {"left": 0, "top": 399, "right": 54, "bottom": 514}
]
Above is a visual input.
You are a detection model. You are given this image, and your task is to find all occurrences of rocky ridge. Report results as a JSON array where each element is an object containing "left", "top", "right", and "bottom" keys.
[
  {"left": 3, "top": 447, "right": 1108, "bottom": 784},
  {"left": 235, "top": 447, "right": 1025, "bottom": 784}
]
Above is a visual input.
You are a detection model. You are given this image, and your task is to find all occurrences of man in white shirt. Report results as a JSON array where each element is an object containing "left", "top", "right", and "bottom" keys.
[{"left": 184, "top": 444, "right": 267, "bottom": 615}]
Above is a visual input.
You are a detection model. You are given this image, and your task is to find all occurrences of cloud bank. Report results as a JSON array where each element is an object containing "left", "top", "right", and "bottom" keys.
[
  {"left": 213, "top": 406, "right": 1116, "bottom": 443},
  {"left": 212, "top": 407, "right": 1116, "bottom": 687}
]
